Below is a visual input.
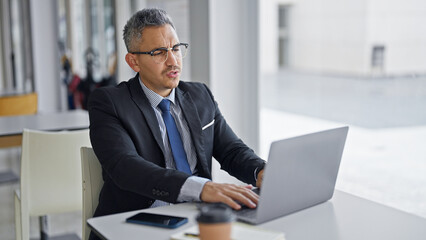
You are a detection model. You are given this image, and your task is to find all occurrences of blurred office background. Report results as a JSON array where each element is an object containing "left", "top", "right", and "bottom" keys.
[{"left": 0, "top": 0, "right": 425, "bottom": 239}]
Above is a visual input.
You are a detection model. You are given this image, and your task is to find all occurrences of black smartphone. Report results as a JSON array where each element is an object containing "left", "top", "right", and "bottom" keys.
[{"left": 126, "top": 212, "right": 188, "bottom": 229}]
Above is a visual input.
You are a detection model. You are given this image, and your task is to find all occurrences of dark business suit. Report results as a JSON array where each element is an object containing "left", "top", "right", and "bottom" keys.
[{"left": 88, "top": 74, "right": 265, "bottom": 218}]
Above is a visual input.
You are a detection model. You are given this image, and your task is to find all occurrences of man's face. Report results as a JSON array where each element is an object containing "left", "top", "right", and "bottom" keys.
[{"left": 126, "top": 24, "right": 183, "bottom": 97}]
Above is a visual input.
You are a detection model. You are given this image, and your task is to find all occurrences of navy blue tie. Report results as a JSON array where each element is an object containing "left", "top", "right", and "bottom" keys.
[{"left": 158, "top": 99, "right": 192, "bottom": 174}]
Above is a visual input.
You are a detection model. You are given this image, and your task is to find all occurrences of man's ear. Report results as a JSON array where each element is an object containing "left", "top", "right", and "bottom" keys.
[{"left": 125, "top": 53, "right": 141, "bottom": 72}]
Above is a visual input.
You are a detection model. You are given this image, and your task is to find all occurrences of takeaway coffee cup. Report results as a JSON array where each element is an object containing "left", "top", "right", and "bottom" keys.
[{"left": 196, "top": 204, "right": 236, "bottom": 240}]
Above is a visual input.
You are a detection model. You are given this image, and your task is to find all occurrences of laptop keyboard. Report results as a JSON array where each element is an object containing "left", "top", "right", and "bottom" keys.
[
  {"left": 197, "top": 188, "right": 260, "bottom": 221},
  {"left": 251, "top": 187, "right": 260, "bottom": 195},
  {"left": 234, "top": 206, "right": 257, "bottom": 218}
]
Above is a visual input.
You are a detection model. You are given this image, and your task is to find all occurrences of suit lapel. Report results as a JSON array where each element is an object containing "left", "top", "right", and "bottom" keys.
[
  {"left": 128, "top": 75, "right": 166, "bottom": 156},
  {"left": 176, "top": 87, "right": 210, "bottom": 177}
]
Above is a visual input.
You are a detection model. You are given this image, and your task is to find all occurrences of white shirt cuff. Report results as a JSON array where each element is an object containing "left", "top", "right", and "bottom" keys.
[{"left": 177, "top": 176, "right": 211, "bottom": 202}]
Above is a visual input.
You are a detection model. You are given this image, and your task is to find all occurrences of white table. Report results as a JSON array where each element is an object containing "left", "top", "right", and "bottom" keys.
[
  {"left": 0, "top": 110, "right": 89, "bottom": 182},
  {"left": 87, "top": 190, "right": 426, "bottom": 240}
]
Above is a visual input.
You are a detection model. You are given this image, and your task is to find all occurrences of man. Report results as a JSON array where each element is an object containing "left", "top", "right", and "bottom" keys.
[{"left": 88, "top": 7, "right": 265, "bottom": 229}]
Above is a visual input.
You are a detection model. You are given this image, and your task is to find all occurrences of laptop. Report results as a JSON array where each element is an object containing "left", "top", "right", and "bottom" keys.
[{"left": 236, "top": 126, "right": 349, "bottom": 224}]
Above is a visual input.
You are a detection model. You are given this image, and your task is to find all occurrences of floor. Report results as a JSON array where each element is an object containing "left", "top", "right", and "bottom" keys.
[
  {"left": 1, "top": 69, "right": 425, "bottom": 239},
  {"left": 259, "top": 109, "right": 426, "bottom": 219},
  {"left": 259, "top": 70, "right": 426, "bottom": 219}
]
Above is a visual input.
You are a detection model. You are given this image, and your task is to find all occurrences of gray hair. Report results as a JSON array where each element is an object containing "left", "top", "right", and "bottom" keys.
[{"left": 123, "top": 8, "right": 175, "bottom": 52}]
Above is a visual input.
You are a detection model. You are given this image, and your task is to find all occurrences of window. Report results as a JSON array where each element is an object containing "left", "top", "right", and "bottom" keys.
[
  {"left": 278, "top": 5, "right": 290, "bottom": 68},
  {"left": 260, "top": 1, "right": 426, "bottom": 219},
  {"left": 371, "top": 45, "right": 385, "bottom": 71},
  {"left": 0, "top": 0, "right": 34, "bottom": 94},
  {"left": 57, "top": 0, "right": 117, "bottom": 109},
  {"left": 278, "top": 5, "right": 288, "bottom": 28}
]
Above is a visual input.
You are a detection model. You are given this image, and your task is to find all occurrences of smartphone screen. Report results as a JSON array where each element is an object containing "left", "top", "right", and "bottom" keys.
[{"left": 126, "top": 212, "right": 188, "bottom": 229}]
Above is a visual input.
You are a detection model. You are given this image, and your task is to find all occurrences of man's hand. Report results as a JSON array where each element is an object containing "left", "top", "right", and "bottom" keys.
[
  {"left": 256, "top": 169, "right": 265, "bottom": 188},
  {"left": 200, "top": 182, "right": 259, "bottom": 210}
]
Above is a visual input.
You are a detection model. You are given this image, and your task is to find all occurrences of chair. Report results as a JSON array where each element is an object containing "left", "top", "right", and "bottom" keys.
[
  {"left": 14, "top": 129, "right": 91, "bottom": 240},
  {"left": 0, "top": 92, "right": 37, "bottom": 116},
  {"left": 80, "top": 147, "right": 103, "bottom": 240}
]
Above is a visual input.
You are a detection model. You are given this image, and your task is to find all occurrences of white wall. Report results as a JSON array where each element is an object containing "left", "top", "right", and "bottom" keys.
[
  {"left": 260, "top": 0, "right": 426, "bottom": 76},
  {"left": 289, "top": 0, "right": 368, "bottom": 75},
  {"left": 367, "top": 0, "right": 426, "bottom": 74}
]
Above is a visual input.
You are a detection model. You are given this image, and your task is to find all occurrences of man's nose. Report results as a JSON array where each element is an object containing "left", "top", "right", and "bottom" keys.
[{"left": 165, "top": 50, "right": 178, "bottom": 66}]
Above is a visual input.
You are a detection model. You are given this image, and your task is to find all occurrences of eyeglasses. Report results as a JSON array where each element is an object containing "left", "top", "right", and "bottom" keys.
[{"left": 130, "top": 43, "right": 189, "bottom": 64}]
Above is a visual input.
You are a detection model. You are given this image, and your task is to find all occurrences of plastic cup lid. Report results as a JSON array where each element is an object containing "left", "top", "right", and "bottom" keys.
[{"left": 196, "top": 204, "right": 236, "bottom": 224}]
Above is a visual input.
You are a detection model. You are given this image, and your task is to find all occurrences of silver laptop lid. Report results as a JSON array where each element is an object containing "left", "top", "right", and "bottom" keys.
[{"left": 255, "top": 126, "right": 349, "bottom": 224}]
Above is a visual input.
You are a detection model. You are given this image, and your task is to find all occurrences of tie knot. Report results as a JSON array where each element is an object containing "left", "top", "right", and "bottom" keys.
[{"left": 158, "top": 99, "right": 171, "bottom": 112}]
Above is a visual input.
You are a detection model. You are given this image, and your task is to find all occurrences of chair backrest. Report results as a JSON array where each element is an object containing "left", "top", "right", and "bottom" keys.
[
  {"left": 20, "top": 129, "right": 91, "bottom": 216},
  {"left": 81, "top": 147, "right": 103, "bottom": 240},
  {"left": 0, "top": 93, "right": 37, "bottom": 116}
]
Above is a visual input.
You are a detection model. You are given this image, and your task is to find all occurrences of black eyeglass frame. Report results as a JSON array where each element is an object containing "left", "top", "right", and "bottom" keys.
[{"left": 130, "top": 43, "right": 189, "bottom": 57}]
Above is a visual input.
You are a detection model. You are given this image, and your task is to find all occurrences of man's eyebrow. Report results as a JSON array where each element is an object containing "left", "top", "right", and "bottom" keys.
[
  {"left": 148, "top": 45, "right": 167, "bottom": 50},
  {"left": 151, "top": 43, "right": 180, "bottom": 49}
]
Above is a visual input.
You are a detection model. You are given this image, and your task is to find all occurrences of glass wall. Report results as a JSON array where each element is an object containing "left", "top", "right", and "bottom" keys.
[
  {"left": 259, "top": 0, "right": 426, "bottom": 218},
  {"left": 0, "top": 0, "right": 33, "bottom": 94},
  {"left": 57, "top": 0, "right": 117, "bottom": 109}
]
